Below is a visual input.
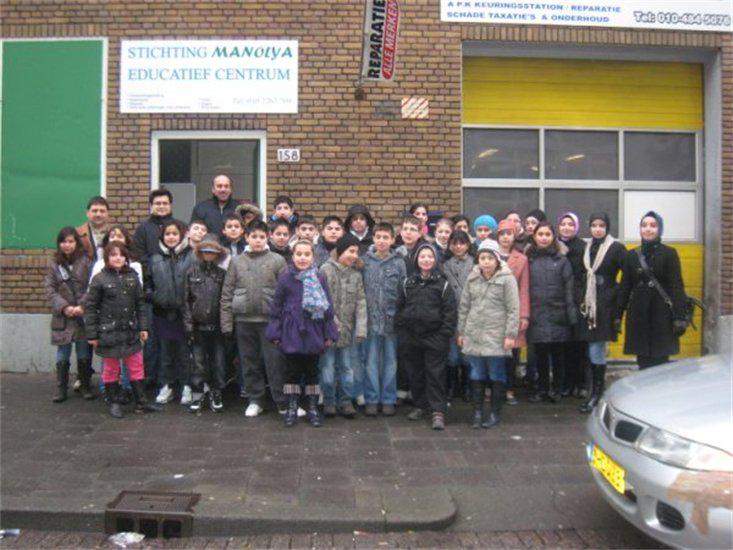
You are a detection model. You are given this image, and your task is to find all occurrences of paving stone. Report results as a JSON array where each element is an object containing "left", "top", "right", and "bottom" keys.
[{"left": 300, "top": 486, "right": 355, "bottom": 508}]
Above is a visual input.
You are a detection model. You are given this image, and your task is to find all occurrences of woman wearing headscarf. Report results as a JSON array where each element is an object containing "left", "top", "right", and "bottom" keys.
[
  {"left": 556, "top": 212, "right": 587, "bottom": 398},
  {"left": 616, "top": 211, "right": 687, "bottom": 370},
  {"left": 577, "top": 213, "right": 627, "bottom": 413}
]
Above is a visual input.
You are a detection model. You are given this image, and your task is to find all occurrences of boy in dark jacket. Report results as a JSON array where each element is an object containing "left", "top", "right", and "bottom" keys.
[
  {"left": 345, "top": 204, "right": 375, "bottom": 256},
  {"left": 268, "top": 218, "right": 293, "bottom": 261},
  {"left": 396, "top": 242, "right": 457, "bottom": 430},
  {"left": 183, "top": 234, "right": 229, "bottom": 413}
]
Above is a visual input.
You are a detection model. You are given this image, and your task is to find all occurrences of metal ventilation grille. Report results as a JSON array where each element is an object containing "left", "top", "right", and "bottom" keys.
[
  {"left": 614, "top": 420, "right": 644, "bottom": 443},
  {"left": 602, "top": 405, "right": 612, "bottom": 431},
  {"left": 656, "top": 501, "right": 685, "bottom": 531}
]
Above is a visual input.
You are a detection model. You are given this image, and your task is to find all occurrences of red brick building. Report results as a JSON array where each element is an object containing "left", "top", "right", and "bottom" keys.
[{"left": 1, "top": 1, "right": 731, "bottom": 370}]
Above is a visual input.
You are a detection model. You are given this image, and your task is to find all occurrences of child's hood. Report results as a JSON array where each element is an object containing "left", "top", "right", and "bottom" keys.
[
  {"left": 158, "top": 236, "right": 190, "bottom": 256},
  {"left": 195, "top": 233, "right": 229, "bottom": 263}
]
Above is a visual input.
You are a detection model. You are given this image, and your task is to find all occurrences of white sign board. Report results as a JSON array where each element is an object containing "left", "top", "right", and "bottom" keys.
[
  {"left": 120, "top": 40, "right": 298, "bottom": 113},
  {"left": 277, "top": 149, "right": 301, "bottom": 162},
  {"left": 623, "top": 191, "right": 697, "bottom": 242},
  {"left": 440, "top": 1, "right": 733, "bottom": 33}
]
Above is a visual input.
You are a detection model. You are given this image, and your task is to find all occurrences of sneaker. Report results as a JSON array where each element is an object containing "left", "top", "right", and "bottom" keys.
[
  {"left": 341, "top": 402, "right": 357, "bottom": 418},
  {"left": 407, "top": 408, "right": 424, "bottom": 421},
  {"left": 189, "top": 393, "right": 204, "bottom": 413},
  {"left": 180, "top": 385, "right": 193, "bottom": 406},
  {"left": 364, "top": 404, "right": 378, "bottom": 417},
  {"left": 323, "top": 405, "right": 337, "bottom": 418},
  {"left": 505, "top": 391, "right": 518, "bottom": 406},
  {"left": 381, "top": 404, "right": 395, "bottom": 416},
  {"left": 297, "top": 407, "right": 307, "bottom": 418},
  {"left": 73, "top": 379, "right": 82, "bottom": 392},
  {"left": 245, "top": 402, "right": 264, "bottom": 418},
  {"left": 431, "top": 412, "right": 445, "bottom": 431},
  {"left": 210, "top": 390, "right": 223, "bottom": 412},
  {"left": 155, "top": 384, "right": 174, "bottom": 404},
  {"left": 355, "top": 394, "right": 366, "bottom": 407}
]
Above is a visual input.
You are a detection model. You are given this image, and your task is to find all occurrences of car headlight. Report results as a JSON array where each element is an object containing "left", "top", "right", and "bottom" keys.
[{"left": 636, "top": 427, "right": 733, "bottom": 472}]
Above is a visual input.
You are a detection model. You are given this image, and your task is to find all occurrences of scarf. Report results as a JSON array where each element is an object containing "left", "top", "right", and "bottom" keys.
[
  {"left": 581, "top": 234, "right": 615, "bottom": 329},
  {"left": 295, "top": 267, "right": 329, "bottom": 320}
]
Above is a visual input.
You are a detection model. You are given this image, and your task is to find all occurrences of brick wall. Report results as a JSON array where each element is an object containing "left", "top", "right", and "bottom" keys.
[{"left": 1, "top": 1, "right": 731, "bottom": 317}]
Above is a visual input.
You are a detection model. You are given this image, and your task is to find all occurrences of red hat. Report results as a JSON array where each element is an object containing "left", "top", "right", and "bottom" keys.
[{"left": 497, "top": 219, "right": 516, "bottom": 234}]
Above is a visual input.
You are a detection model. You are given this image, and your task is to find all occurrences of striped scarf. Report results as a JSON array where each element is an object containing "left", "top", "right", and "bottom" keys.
[{"left": 296, "top": 267, "right": 330, "bottom": 320}]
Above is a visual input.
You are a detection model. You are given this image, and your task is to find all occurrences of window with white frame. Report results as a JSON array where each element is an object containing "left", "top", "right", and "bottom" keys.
[{"left": 461, "top": 127, "right": 701, "bottom": 241}]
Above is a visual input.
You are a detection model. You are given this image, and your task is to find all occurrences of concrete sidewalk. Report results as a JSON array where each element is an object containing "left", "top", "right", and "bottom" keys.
[{"left": 0, "top": 373, "right": 648, "bottom": 542}]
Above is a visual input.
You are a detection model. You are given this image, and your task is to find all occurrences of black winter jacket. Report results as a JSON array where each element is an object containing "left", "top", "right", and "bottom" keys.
[
  {"left": 146, "top": 240, "right": 194, "bottom": 320},
  {"left": 617, "top": 242, "right": 686, "bottom": 357},
  {"left": 190, "top": 196, "right": 238, "bottom": 238},
  {"left": 395, "top": 271, "right": 457, "bottom": 349},
  {"left": 527, "top": 248, "right": 577, "bottom": 344},
  {"left": 578, "top": 240, "right": 627, "bottom": 343},
  {"left": 561, "top": 236, "right": 586, "bottom": 305},
  {"left": 132, "top": 214, "right": 183, "bottom": 268},
  {"left": 84, "top": 266, "right": 147, "bottom": 358},
  {"left": 183, "top": 260, "right": 226, "bottom": 333}
]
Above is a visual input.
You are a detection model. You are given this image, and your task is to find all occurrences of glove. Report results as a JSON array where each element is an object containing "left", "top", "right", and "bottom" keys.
[
  {"left": 672, "top": 320, "right": 687, "bottom": 337},
  {"left": 613, "top": 319, "right": 622, "bottom": 334}
]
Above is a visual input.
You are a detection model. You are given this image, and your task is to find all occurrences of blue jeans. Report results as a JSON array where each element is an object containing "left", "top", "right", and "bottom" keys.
[
  {"left": 466, "top": 355, "right": 507, "bottom": 383},
  {"left": 319, "top": 345, "right": 354, "bottom": 407},
  {"left": 364, "top": 334, "right": 397, "bottom": 405},
  {"left": 351, "top": 339, "right": 366, "bottom": 399},
  {"left": 56, "top": 341, "right": 91, "bottom": 363},
  {"left": 588, "top": 341, "right": 608, "bottom": 365}
]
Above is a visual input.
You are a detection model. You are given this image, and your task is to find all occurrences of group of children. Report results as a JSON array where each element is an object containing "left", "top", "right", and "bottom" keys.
[{"left": 48, "top": 193, "right": 678, "bottom": 431}]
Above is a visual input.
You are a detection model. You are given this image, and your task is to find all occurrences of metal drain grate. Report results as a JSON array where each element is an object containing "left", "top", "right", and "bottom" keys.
[{"left": 105, "top": 491, "right": 200, "bottom": 538}]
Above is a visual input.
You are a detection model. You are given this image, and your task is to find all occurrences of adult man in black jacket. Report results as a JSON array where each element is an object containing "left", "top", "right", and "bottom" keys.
[{"left": 190, "top": 174, "right": 239, "bottom": 239}]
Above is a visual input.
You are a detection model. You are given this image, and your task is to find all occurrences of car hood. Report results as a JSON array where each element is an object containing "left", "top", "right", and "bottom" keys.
[{"left": 605, "top": 355, "right": 733, "bottom": 453}]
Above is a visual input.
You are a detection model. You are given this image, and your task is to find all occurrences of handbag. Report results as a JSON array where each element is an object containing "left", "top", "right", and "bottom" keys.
[{"left": 635, "top": 249, "right": 704, "bottom": 331}]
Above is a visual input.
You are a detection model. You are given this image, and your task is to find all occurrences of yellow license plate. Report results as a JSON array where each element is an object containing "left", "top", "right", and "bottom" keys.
[{"left": 591, "top": 445, "right": 625, "bottom": 494}]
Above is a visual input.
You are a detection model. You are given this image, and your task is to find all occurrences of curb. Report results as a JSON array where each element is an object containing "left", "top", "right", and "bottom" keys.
[{"left": 0, "top": 488, "right": 457, "bottom": 536}]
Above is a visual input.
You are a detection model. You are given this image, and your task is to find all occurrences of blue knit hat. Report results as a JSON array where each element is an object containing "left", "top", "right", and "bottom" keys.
[
  {"left": 641, "top": 210, "right": 664, "bottom": 238},
  {"left": 473, "top": 214, "right": 497, "bottom": 233}
]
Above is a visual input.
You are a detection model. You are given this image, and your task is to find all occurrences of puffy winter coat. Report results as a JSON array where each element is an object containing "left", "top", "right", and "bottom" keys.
[
  {"left": 44, "top": 255, "right": 91, "bottom": 346},
  {"left": 265, "top": 267, "right": 339, "bottom": 355},
  {"left": 320, "top": 255, "right": 367, "bottom": 347},
  {"left": 315, "top": 242, "right": 335, "bottom": 268},
  {"left": 395, "top": 271, "right": 457, "bottom": 350},
  {"left": 84, "top": 266, "right": 148, "bottom": 358},
  {"left": 183, "top": 241, "right": 228, "bottom": 333},
  {"left": 147, "top": 240, "right": 194, "bottom": 319},
  {"left": 577, "top": 239, "right": 627, "bottom": 343},
  {"left": 527, "top": 247, "right": 577, "bottom": 344},
  {"left": 504, "top": 249, "right": 530, "bottom": 348},
  {"left": 617, "top": 242, "right": 686, "bottom": 357},
  {"left": 362, "top": 248, "right": 406, "bottom": 336},
  {"left": 220, "top": 249, "right": 287, "bottom": 331},
  {"left": 132, "top": 214, "right": 181, "bottom": 268},
  {"left": 457, "top": 265, "right": 519, "bottom": 357}
]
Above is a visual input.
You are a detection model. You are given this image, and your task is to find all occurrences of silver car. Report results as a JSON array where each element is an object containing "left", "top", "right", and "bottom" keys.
[{"left": 585, "top": 354, "right": 733, "bottom": 549}]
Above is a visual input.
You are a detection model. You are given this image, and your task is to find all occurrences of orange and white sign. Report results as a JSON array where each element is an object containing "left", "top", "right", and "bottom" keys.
[{"left": 401, "top": 96, "right": 429, "bottom": 119}]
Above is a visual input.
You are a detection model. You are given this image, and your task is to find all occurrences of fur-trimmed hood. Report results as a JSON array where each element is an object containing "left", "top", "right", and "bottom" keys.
[
  {"left": 194, "top": 233, "right": 229, "bottom": 263},
  {"left": 235, "top": 201, "right": 263, "bottom": 221}
]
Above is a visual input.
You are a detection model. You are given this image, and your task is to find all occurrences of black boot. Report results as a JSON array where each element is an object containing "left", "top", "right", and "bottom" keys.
[
  {"left": 52, "top": 361, "right": 70, "bottom": 403},
  {"left": 470, "top": 381, "right": 485, "bottom": 429},
  {"left": 77, "top": 359, "right": 95, "bottom": 400},
  {"left": 131, "top": 381, "right": 162, "bottom": 413},
  {"left": 579, "top": 364, "right": 606, "bottom": 413},
  {"left": 104, "top": 383, "right": 124, "bottom": 418},
  {"left": 305, "top": 387, "right": 322, "bottom": 427},
  {"left": 483, "top": 381, "right": 504, "bottom": 428},
  {"left": 284, "top": 393, "right": 299, "bottom": 427}
]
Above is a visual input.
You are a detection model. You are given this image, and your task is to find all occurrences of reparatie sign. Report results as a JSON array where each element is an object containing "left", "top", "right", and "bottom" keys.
[{"left": 361, "top": 0, "right": 400, "bottom": 81}]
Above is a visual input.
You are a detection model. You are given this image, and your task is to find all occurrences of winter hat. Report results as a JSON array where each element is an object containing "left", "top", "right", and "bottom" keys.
[
  {"left": 557, "top": 212, "right": 580, "bottom": 238},
  {"left": 412, "top": 242, "right": 438, "bottom": 269},
  {"left": 497, "top": 219, "right": 516, "bottom": 235},
  {"left": 235, "top": 201, "right": 263, "bottom": 221},
  {"left": 588, "top": 212, "right": 611, "bottom": 234},
  {"left": 345, "top": 204, "right": 375, "bottom": 230},
  {"left": 640, "top": 210, "right": 664, "bottom": 238},
  {"left": 196, "top": 233, "right": 227, "bottom": 259},
  {"left": 335, "top": 233, "right": 360, "bottom": 257},
  {"left": 477, "top": 238, "right": 503, "bottom": 262},
  {"left": 473, "top": 214, "right": 497, "bottom": 233},
  {"left": 525, "top": 208, "right": 547, "bottom": 222}
]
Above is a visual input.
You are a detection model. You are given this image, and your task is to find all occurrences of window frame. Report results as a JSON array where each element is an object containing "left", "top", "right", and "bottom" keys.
[{"left": 461, "top": 124, "right": 703, "bottom": 243}]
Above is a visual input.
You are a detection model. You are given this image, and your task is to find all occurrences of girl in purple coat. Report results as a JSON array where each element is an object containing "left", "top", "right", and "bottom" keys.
[{"left": 266, "top": 240, "right": 339, "bottom": 428}]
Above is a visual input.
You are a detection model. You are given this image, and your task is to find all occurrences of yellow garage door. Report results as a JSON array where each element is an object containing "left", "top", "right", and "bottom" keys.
[{"left": 463, "top": 57, "right": 704, "bottom": 358}]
